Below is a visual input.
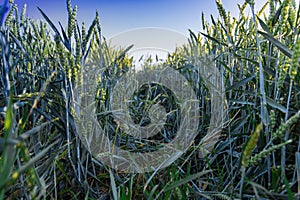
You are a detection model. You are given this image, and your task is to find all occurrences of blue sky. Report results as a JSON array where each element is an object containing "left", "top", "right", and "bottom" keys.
[{"left": 10, "top": 0, "right": 269, "bottom": 38}]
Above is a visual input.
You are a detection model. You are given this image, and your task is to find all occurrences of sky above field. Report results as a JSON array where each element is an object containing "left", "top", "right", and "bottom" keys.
[
  {"left": 10, "top": 0, "right": 270, "bottom": 38},
  {"left": 7, "top": 0, "right": 291, "bottom": 64}
]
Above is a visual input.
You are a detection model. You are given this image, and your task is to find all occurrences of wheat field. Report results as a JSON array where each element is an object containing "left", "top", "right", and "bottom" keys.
[{"left": 0, "top": 0, "right": 300, "bottom": 199}]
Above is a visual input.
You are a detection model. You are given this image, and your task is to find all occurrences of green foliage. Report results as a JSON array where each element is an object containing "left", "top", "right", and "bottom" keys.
[{"left": 0, "top": 0, "right": 300, "bottom": 199}]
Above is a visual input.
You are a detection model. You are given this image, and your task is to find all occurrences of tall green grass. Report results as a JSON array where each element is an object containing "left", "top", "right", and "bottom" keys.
[{"left": 0, "top": 0, "right": 299, "bottom": 199}]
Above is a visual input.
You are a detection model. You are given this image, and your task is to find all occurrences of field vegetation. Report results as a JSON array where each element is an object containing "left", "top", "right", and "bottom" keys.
[{"left": 0, "top": 0, "right": 300, "bottom": 199}]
